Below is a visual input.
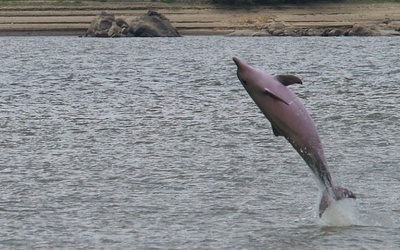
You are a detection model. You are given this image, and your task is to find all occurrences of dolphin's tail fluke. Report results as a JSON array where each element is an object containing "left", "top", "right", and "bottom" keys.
[{"left": 319, "top": 186, "right": 356, "bottom": 217}]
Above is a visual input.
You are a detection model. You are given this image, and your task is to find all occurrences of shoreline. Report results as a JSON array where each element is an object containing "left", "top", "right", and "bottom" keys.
[{"left": 0, "top": 1, "right": 399, "bottom": 36}]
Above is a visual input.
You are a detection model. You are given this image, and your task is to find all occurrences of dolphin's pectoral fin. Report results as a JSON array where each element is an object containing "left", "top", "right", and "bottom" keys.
[
  {"left": 271, "top": 124, "right": 283, "bottom": 137},
  {"left": 263, "top": 87, "right": 290, "bottom": 106},
  {"left": 274, "top": 75, "right": 303, "bottom": 86}
]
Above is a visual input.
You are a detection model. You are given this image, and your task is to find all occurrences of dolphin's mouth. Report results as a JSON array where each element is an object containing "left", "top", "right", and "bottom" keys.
[{"left": 237, "top": 74, "right": 247, "bottom": 86}]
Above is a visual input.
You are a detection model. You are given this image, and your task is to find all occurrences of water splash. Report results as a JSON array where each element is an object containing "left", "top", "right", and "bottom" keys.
[
  {"left": 319, "top": 198, "right": 360, "bottom": 227},
  {"left": 318, "top": 196, "right": 395, "bottom": 228},
  {"left": 358, "top": 211, "right": 395, "bottom": 228}
]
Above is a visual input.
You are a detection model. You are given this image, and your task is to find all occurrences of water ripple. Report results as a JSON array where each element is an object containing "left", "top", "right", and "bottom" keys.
[{"left": 0, "top": 36, "right": 398, "bottom": 249}]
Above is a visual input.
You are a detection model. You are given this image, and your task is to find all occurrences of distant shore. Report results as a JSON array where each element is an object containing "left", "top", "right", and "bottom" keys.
[{"left": 0, "top": 1, "right": 399, "bottom": 36}]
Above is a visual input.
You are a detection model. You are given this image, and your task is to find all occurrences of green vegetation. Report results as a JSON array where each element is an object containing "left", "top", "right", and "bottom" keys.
[
  {"left": 211, "top": 0, "right": 344, "bottom": 5},
  {"left": 218, "top": 0, "right": 400, "bottom": 3},
  {"left": 209, "top": 0, "right": 400, "bottom": 5}
]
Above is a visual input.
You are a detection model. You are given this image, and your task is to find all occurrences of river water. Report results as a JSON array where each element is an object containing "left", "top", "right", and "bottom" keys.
[{"left": 0, "top": 36, "right": 399, "bottom": 249}]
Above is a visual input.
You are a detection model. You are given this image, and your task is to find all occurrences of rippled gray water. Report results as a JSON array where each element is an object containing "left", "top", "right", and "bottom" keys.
[{"left": 0, "top": 36, "right": 399, "bottom": 249}]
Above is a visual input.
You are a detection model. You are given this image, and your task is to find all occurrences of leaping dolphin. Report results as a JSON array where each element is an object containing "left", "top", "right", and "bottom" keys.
[{"left": 233, "top": 57, "right": 356, "bottom": 217}]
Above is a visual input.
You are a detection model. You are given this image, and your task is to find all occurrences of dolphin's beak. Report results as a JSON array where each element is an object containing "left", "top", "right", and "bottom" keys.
[
  {"left": 233, "top": 57, "right": 253, "bottom": 75},
  {"left": 233, "top": 57, "right": 243, "bottom": 68},
  {"left": 233, "top": 57, "right": 248, "bottom": 85}
]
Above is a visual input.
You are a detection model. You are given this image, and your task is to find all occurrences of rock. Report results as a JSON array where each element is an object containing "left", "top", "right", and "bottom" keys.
[
  {"left": 85, "top": 10, "right": 179, "bottom": 38},
  {"left": 321, "top": 28, "right": 346, "bottom": 37},
  {"left": 267, "top": 22, "right": 287, "bottom": 36},
  {"left": 379, "top": 29, "right": 400, "bottom": 36},
  {"left": 346, "top": 24, "right": 381, "bottom": 36},
  {"left": 388, "top": 21, "right": 400, "bottom": 32},
  {"left": 253, "top": 31, "right": 271, "bottom": 37},
  {"left": 271, "top": 29, "right": 284, "bottom": 36},
  {"left": 281, "top": 27, "right": 302, "bottom": 36},
  {"left": 85, "top": 11, "right": 132, "bottom": 37},
  {"left": 266, "top": 22, "right": 306, "bottom": 36},
  {"left": 304, "top": 28, "right": 324, "bottom": 36},
  {"left": 228, "top": 30, "right": 270, "bottom": 36},
  {"left": 382, "top": 18, "right": 392, "bottom": 24},
  {"left": 129, "top": 10, "right": 180, "bottom": 37},
  {"left": 107, "top": 22, "right": 123, "bottom": 37},
  {"left": 85, "top": 11, "right": 114, "bottom": 37},
  {"left": 329, "top": 28, "right": 345, "bottom": 36}
]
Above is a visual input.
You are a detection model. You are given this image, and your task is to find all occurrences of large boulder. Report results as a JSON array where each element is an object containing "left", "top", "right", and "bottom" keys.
[
  {"left": 85, "top": 10, "right": 180, "bottom": 38},
  {"left": 304, "top": 28, "right": 325, "bottom": 36},
  {"left": 85, "top": 11, "right": 131, "bottom": 37},
  {"left": 266, "top": 22, "right": 287, "bottom": 36},
  {"left": 346, "top": 24, "right": 381, "bottom": 36},
  {"left": 321, "top": 28, "right": 347, "bottom": 37},
  {"left": 129, "top": 10, "right": 181, "bottom": 37}
]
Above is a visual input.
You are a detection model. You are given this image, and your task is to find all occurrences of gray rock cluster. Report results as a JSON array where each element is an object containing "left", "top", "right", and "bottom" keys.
[
  {"left": 265, "top": 22, "right": 384, "bottom": 36},
  {"left": 230, "top": 19, "right": 400, "bottom": 37},
  {"left": 85, "top": 10, "right": 180, "bottom": 38}
]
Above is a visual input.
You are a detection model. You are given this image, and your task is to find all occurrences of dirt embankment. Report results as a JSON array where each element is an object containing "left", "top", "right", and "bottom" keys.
[{"left": 0, "top": 1, "right": 399, "bottom": 36}]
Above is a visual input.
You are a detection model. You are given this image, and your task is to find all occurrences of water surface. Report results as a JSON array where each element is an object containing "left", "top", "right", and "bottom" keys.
[{"left": 0, "top": 36, "right": 399, "bottom": 249}]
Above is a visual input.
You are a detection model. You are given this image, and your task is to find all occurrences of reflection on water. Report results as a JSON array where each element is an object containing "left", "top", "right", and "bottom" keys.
[{"left": 0, "top": 36, "right": 399, "bottom": 249}]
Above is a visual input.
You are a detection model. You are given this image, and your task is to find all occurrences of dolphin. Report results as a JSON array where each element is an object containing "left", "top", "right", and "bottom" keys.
[{"left": 233, "top": 57, "right": 356, "bottom": 217}]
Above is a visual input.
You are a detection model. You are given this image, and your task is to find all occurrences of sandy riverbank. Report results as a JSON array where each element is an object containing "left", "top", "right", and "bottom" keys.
[{"left": 0, "top": 1, "right": 399, "bottom": 36}]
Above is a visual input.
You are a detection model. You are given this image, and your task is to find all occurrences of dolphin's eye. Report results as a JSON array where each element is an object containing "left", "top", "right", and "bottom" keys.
[{"left": 242, "top": 80, "right": 248, "bottom": 85}]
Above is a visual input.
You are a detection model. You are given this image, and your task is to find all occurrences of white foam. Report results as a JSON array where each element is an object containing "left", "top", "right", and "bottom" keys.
[{"left": 319, "top": 198, "right": 360, "bottom": 227}]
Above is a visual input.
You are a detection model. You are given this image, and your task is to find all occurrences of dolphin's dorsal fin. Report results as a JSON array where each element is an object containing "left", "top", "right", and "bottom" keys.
[
  {"left": 264, "top": 87, "right": 290, "bottom": 106},
  {"left": 272, "top": 124, "right": 283, "bottom": 137},
  {"left": 274, "top": 75, "right": 303, "bottom": 86}
]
